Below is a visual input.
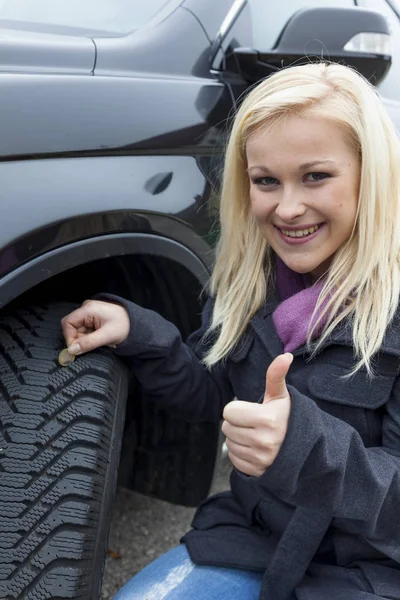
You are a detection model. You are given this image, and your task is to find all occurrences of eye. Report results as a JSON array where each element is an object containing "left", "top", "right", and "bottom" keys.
[
  {"left": 252, "top": 176, "right": 279, "bottom": 187},
  {"left": 304, "top": 172, "right": 330, "bottom": 183}
]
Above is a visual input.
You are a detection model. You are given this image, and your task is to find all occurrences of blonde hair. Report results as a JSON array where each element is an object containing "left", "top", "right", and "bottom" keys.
[{"left": 204, "top": 62, "right": 400, "bottom": 374}]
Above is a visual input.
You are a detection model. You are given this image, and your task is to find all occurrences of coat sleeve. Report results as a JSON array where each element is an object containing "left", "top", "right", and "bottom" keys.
[
  {"left": 94, "top": 294, "right": 234, "bottom": 423},
  {"left": 253, "top": 380, "right": 400, "bottom": 560}
]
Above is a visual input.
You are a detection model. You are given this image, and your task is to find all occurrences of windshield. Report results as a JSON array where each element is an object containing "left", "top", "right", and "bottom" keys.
[{"left": 0, "top": 0, "right": 172, "bottom": 34}]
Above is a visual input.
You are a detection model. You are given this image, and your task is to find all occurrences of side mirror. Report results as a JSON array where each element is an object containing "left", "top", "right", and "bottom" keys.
[{"left": 229, "top": 7, "right": 391, "bottom": 85}]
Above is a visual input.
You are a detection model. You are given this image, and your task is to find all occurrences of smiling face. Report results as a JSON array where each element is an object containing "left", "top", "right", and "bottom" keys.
[{"left": 246, "top": 114, "right": 360, "bottom": 281}]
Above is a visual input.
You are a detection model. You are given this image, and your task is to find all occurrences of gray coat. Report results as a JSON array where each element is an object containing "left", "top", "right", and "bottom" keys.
[{"left": 105, "top": 291, "right": 400, "bottom": 600}]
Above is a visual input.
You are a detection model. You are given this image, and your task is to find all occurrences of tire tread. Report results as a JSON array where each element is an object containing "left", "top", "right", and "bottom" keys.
[{"left": 0, "top": 303, "right": 128, "bottom": 599}]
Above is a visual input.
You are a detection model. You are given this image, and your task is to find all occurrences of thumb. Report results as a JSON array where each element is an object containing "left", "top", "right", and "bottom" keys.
[
  {"left": 263, "top": 353, "right": 293, "bottom": 403},
  {"left": 67, "top": 324, "right": 116, "bottom": 356}
]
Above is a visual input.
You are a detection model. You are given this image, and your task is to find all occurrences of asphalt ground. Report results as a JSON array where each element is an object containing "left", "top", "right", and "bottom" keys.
[{"left": 101, "top": 452, "right": 232, "bottom": 599}]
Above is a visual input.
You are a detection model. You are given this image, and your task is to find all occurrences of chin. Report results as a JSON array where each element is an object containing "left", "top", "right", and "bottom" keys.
[{"left": 282, "top": 260, "right": 314, "bottom": 275}]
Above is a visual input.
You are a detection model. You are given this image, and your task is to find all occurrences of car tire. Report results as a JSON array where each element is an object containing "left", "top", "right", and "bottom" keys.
[{"left": 0, "top": 303, "right": 129, "bottom": 600}]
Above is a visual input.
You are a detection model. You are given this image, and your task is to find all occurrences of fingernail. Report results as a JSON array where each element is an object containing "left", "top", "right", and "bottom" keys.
[{"left": 68, "top": 342, "right": 81, "bottom": 355}]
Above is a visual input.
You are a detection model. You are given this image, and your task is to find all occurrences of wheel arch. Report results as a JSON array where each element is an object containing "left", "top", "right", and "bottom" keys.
[
  {"left": 0, "top": 231, "right": 222, "bottom": 507},
  {"left": 0, "top": 230, "right": 212, "bottom": 310}
]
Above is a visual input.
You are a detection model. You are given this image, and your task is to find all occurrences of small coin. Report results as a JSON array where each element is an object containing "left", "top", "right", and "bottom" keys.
[{"left": 58, "top": 348, "right": 75, "bottom": 367}]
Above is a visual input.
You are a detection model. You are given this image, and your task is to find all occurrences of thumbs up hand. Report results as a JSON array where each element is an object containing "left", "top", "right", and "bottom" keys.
[{"left": 222, "top": 353, "right": 293, "bottom": 477}]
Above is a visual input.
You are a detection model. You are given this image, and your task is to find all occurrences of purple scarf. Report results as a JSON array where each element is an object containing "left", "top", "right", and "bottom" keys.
[{"left": 272, "top": 257, "right": 327, "bottom": 352}]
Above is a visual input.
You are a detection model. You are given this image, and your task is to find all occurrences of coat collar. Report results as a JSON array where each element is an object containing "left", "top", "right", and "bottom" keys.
[{"left": 249, "top": 292, "right": 400, "bottom": 360}]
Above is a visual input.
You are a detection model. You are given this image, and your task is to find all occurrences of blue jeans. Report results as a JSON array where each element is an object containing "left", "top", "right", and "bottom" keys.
[{"left": 113, "top": 544, "right": 296, "bottom": 600}]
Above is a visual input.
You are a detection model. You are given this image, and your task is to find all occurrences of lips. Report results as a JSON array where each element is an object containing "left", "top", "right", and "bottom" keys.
[
  {"left": 274, "top": 223, "right": 325, "bottom": 245},
  {"left": 279, "top": 224, "right": 320, "bottom": 238}
]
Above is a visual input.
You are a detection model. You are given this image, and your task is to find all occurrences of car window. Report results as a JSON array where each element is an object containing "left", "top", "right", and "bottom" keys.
[
  {"left": 357, "top": 0, "right": 400, "bottom": 101},
  {"left": 247, "top": 0, "right": 354, "bottom": 50},
  {"left": 0, "top": 0, "right": 173, "bottom": 35}
]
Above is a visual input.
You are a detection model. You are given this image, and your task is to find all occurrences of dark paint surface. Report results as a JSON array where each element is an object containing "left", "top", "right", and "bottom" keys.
[{"left": 1, "top": 0, "right": 400, "bottom": 290}]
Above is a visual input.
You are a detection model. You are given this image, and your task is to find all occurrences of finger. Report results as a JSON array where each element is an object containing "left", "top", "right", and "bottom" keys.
[
  {"left": 223, "top": 400, "right": 265, "bottom": 428},
  {"left": 263, "top": 353, "right": 293, "bottom": 403},
  {"left": 77, "top": 325, "right": 90, "bottom": 334},
  {"left": 67, "top": 323, "right": 116, "bottom": 355},
  {"left": 227, "top": 453, "right": 259, "bottom": 477},
  {"left": 225, "top": 438, "right": 253, "bottom": 462},
  {"left": 62, "top": 305, "right": 94, "bottom": 329},
  {"left": 61, "top": 306, "right": 94, "bottom": 346},
  {"left": 62, "top": 321, "right": 80, "bottom": 348},
  {"left": 221, "top": 420, "right": 252, "bottom": 446},
  {"left": 77, "top": 328, "right": 94, "bottom": 338}
]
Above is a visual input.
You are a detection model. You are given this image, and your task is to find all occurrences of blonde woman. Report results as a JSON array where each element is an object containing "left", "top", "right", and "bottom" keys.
[{"left": 62, "top": 63, "right": 400, "bottom": 600}]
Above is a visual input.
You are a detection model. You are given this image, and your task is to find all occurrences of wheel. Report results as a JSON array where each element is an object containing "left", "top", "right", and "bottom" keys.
[{"left": 0, "top": 303, "right": 129, "bottom": 600}]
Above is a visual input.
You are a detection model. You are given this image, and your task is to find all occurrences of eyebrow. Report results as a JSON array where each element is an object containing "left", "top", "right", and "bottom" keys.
[{"left": 247, "top": 159, "right": 336, "bottom": 173}]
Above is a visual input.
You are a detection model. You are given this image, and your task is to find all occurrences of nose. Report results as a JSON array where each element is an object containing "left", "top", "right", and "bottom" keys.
[{"left": 275, "top": 188, "right": 306, "bottom": 222}]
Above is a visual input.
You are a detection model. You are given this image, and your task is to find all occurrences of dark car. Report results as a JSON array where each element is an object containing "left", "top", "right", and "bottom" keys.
[{"left": 0, "top": 1, "right": 397, "bottom": 598}]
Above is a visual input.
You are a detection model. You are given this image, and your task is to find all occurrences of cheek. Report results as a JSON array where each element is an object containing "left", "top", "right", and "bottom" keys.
[
  {"left": 326, "top": 182, "right": 357, "bottom": 222},
  {"left": 249, "top": 192, "right": 261, "bottom": 221},
  {"left": 335, "top": 186, "right": 358, "bottom": 231},
  {"left": 250, "top": 191, "right": 273, "bottom": 222}
]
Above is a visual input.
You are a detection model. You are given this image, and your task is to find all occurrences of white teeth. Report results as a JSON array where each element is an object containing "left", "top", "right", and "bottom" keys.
[{"left": 280, "top": 225, "right": 320, "bottom": 238}]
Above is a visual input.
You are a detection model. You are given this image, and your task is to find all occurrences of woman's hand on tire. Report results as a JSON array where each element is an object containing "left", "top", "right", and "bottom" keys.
[{"left": 61, "top": 300, "right": 130, "bottom": 356}]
